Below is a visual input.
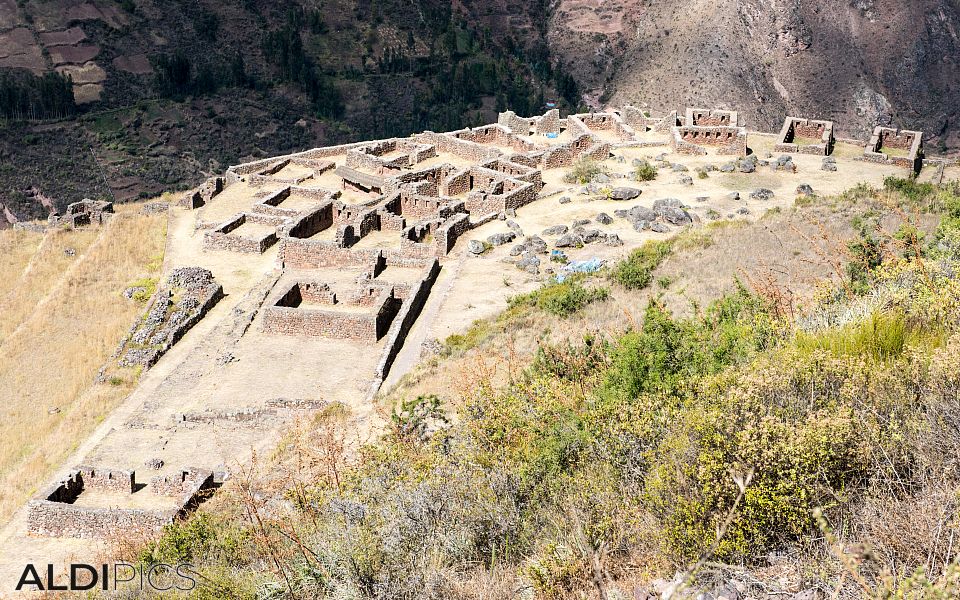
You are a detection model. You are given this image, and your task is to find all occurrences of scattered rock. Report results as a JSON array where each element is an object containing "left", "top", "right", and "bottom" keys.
[
  {"left": 596, "top": 212, "right": 614, "bottom": 225},
  {"left": 509, "top": 244, "right": 525, "bottom": 257},
  {"left": 695, "top": 196, "right": 709, "bottom": 202},
  {"left": 48, "top": 407, "right": 60, "bottom": 415},
  {"left": 821, "top": 156, "right": 837, "bottom": 171},
  {"left": 632, "top": 220, "right": 651, "bottom": 232},
  {"left": 572, "top": 218, "right": 591, "bottom": 228},
  {"left": 659, "top": 206, "right": 693, "bottom": 225},
  {"left": 558, "top": 196, "right": 572, "bottom": 204},
  {"left": 678, "top": 175, "right": 694, "bottom": 185},
  {"left": 123, "top": 286, "right": 147, "bottom": 300},
  {"left": 629, "top": 205, "right": 658, "bottom": 221},
  {"left": 726, "top": 191, "right": 741, "bottom": 201},
  {"left": 749, "top": 188, "right": 775, "bottom": 201},
  {"left": 581, "top": 229, "right": 602, "bottom": 244},
  {"left": 650, "top": 222, "right": 671, "bottom": 233},
  {"left": 64, "top": 248, "right": 76, "bottom": 256},
  {"left": 555, "top": 234, "right": 582, "bottom": 248},
  {"left": 505, "top": 208, "right": 517, "bottom": 218},
  {"left": 487, "top": 232, "right": 516, "bottom": 246},
  {"left": 737, "top": 155, "right": 758, "bottom": 173},
  {"left": 592, "top": 173, "right": 611, "bottom": 184},
  {"left": 772, "top": 155, "right": 797, "bottom": 172},
  {"left": 467, "top": 240, "right": 486, "bottom": 254},
  {"left": 796, "top": 183, "right": 815, "bottom": 197},
  {"left": 506, "top": 220, "right": 523, "bottom": 236},
  {"left": 605, "top": 233, "right": 623, "bottom": 246},
  {"left": 737, "top": 207, "right": 751, "bottom": 215},
  {"left": 719, "top": 163, "right": 736, "bottom": 173},
  {"left": 542, "top": 224, "right": 569, "bottom": 236},
  {"left": 671, "top": 163, "right": 689, "bottom": 172},
  {"left": 144, "top": 458, "right": 164, "bottom": 470},
  {"left": 609, "top": 187, "right": 642, "bottom": 201}
]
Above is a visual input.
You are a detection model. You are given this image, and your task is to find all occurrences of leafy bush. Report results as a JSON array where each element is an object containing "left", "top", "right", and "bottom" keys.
[
  {"left": 509, "top": 277, "right": 609, "bottom": 317},
  {"left": 610, "top": 240, "right": 672, "bottom": 289},
  {"left": 562, "top": 158, "right": 604, "bottom": 184},
  {"left": 634, "top": 161, "right": 658, "bottom": 182}
]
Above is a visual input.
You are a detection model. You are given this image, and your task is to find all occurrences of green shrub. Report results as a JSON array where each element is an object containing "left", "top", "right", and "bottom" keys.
[
  {"left": 634, "top": 161, "right": 658, "bottom": 182},
  {"left": 610, "top": 240, "right": 672, "bottom": 289},
  {"left": 562, "top": 158, "right": 604, "bottom": 184},
  {"left": 510, "top": 277, "right": 609, "bottom": 317}
]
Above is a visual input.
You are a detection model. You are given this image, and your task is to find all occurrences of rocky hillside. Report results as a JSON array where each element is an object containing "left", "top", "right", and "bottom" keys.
[
  {"left": 2, "top": 0, "right": 960, "bottom": 222},
  {"left": 548, "top": 0, "right": 960, "bottom": 151},
  {"left": 0, "top": 0, "right": 573, "bottom": 221}
]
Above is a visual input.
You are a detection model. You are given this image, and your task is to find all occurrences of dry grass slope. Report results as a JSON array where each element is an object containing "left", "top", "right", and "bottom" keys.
[{"left": 0, "top": 205, "right": 167, "bottom": 521}]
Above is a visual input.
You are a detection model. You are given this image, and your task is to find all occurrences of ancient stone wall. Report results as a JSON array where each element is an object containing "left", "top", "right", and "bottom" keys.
[
  {"left": 774, "top": 117, "right": 834, "bottom": 155},
  {"left": 117, "top": 268, "right": 224, "bottom": 369},
  {"left": 670, "top": 126, "right": 748, "bottom": 156},
  {"left": 371, "top": 259, "right": 441, "bottom": 386},
  {"left": 27, "top": 465, "right": 215, "bottom": 538},
  {"left": 862, "top": 126, "right": 924, "bottom": 171},
  {"left": 498, "top": 111, "right": 532, "bottom": 134},
  {"left": 685, "top": 108, "right": 739, "bottom": 127},
  {"left": 263, "top": 283, "right": 398, "bottom": 341},
  {"left": 534, "top": 109, "right": 561, "bottom": 135},
  {"left": 49, "top": 199, "right": 114, "bottom": 228},
  {"left": 414, "top": 131, "right": 502, "bottom": 163},
  {"left": 203, "top": 213, "right": 284, "bottom": 254}
]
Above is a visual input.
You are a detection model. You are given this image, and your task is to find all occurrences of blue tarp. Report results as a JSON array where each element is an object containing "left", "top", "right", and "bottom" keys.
[
  {"left": 545, "top": 132, "right": 559, "bottom": 139},
  {"left": 556, "top": 258, "right": 605, "bottom": 282}
]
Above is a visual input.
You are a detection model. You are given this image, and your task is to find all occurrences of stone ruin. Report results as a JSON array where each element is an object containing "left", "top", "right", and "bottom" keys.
[
  {"left": 116, "top": 267, "right": 223, "bottom": 369},
  {"left": 48, "top": 199, "right": 113, "bottom": 227},
  {"left": 27, "top": 465, "right": 217, "bottom": 538},
  {"left": 862, "top": 126, "right": 924, "bottom": 171},
  {"left": 685, "top": 108, "right": 739, "bottom": 127},
  {"left": 774, "top": 117, "right": 835, "bottom": 156},
  {"left": 262, "top": 255, "right": 439, "bottom": 343},
  {"left": 204, "top": 212, "right": 287, "bottom": 254},
  {"left": 179, "top": 176, "right": 225, "bottom": 209},
  {"left": 671, "top": 125, "right": 748, "bottom": 157}
]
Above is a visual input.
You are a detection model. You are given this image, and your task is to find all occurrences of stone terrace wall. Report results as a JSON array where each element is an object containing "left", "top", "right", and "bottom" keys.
[
  {"left": 671, "top": 126, "right": 747, "bottom": 157},
  {"left": 27, "top": 500, "right": 173, "bottom": 538},
  {"left": 774, "top": 117, "right": 834, "bottom": 156}
]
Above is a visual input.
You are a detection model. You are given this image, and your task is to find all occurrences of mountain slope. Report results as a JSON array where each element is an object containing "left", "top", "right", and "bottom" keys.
[{"left": 547, "top": 0, "right": 960, "bottom": 150}]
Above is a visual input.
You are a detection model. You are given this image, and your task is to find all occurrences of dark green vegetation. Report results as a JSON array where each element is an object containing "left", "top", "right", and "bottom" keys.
[
  {"left": 130, "top": 181, "right": 960, "bottom": 598},
  {"left": 0, "top": 0, "right": 581, "bottom": 218},
  {"left": 0, "top": 70, "right": 75, "bottom": 120}
]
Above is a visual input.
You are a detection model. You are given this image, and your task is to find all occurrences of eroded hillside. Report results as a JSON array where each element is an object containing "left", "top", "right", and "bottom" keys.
[{"left": 548, "top": 0, "right": 960, "bottom": 152}]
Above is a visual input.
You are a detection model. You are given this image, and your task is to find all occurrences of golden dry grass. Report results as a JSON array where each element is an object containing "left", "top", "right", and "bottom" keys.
[{"left": 0, "top": 205, "right": 167, "bottom": 520}]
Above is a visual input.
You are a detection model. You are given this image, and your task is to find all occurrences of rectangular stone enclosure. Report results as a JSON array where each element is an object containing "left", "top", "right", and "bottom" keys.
[
  {"left": 671, "top": 126, "right": 748, "bottom": 157},
  {"left": 27, "top": 465, "right": 216, "bottom": 538},
  {"left": 863, "top": 126, "right": 924, "bottom": 172},
  {"left": 774, "top": 117, "right": 834, "bottom": 155}
]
